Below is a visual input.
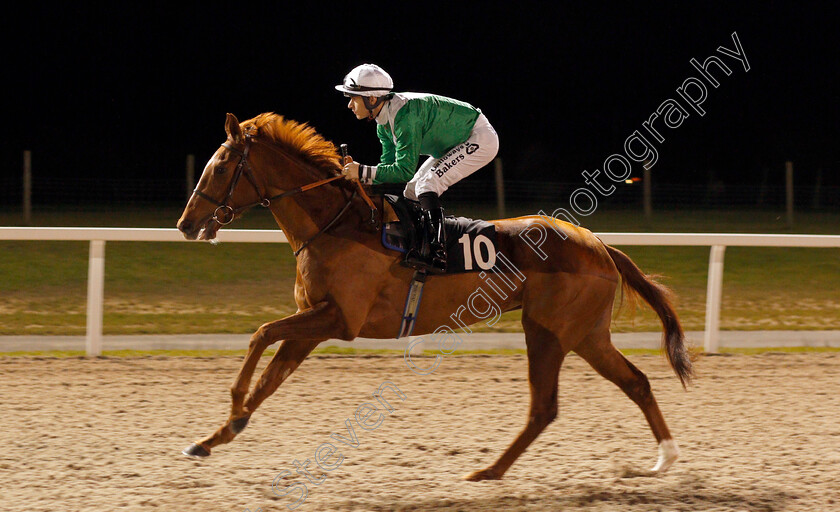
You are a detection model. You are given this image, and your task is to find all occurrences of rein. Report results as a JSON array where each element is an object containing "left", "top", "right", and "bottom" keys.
[{"left": 191, "top": 134, "right": 372, "bottom": 256}]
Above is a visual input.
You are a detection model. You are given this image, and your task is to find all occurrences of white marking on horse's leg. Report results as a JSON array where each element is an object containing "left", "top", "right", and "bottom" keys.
[{"left": 652, "top": 438, "right": 679, "bottom": 473}]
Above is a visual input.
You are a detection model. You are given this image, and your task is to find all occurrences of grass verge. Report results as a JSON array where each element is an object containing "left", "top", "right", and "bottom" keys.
[{"left": 2, "top": 207, "right": 838, "bottom": 334}]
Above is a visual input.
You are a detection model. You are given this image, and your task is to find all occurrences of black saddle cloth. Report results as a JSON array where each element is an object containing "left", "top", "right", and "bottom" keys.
[{"left": 381, "top": 194, "right": 497, "bottom": 274}]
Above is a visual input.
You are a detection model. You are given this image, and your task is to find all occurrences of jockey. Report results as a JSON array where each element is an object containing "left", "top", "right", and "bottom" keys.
[{"left": 335, "top": 63, "right": 499, "bottom": 274}]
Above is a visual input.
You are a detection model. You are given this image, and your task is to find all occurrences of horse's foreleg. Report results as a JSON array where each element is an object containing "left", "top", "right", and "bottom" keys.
[
  {"left": 231, "top": 301, "right": 342, "bottom": 414},
  {"left": 464, "top": 320, "right": 566, "bottom": 481},
  {"left": 183, "top": 301, "right": 343, "bottom": 458},
  {"left": 242, "top": 338, "right": 322, "bottom": 413}
]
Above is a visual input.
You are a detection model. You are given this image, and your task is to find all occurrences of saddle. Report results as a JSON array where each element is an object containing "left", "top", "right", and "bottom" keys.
[
  {"left": 381, "top": 195, "right": 497, "bottom": 274},
  {"left": 380, "top": 194, "right": 499, "bottom": 338}
]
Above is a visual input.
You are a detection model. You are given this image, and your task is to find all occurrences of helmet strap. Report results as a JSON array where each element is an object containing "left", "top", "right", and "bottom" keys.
[{"left": 362, "top": 95, "right": 390, "bottom": 121}]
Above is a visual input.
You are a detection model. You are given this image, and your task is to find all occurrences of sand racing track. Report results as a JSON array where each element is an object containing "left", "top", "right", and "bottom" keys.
[{"left": 1, "top": 351, "right": 838, "bottom": 511}]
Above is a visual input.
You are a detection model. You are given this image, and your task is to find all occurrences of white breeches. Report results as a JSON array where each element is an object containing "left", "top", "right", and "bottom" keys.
[{"left": 403, "top": 114, "right": 499, "bottom": 200}]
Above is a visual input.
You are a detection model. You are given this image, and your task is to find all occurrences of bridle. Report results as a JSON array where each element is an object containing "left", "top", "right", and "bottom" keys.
[{"left": 191, "top": 133, "right": 375, "bottom": 256}]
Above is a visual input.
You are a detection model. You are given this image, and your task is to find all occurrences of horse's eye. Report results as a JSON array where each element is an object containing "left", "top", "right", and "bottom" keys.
[{"left": 214, "top": 165, "right": 228, "bottom": 175}]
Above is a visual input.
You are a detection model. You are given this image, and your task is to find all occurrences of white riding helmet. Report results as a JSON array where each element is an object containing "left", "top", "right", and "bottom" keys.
[{"left": 335, "top": 64, "right": 393, "bottom": 97}]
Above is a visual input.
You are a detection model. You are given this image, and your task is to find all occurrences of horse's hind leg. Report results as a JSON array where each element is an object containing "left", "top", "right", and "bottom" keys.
[
  {"left": 463, "top": 319, "right": 566, "bottom": 481},
  {"left": 573, "top": 328, "right": 679, "bottom": 473}
]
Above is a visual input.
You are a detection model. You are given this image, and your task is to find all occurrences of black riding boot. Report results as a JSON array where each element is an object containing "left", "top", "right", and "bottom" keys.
[
  {"left": 403, "top": 192, "right": 447, "bottom": 274},
  {"left": 425, "top": 206, "right": 447, "bottom": 273}
]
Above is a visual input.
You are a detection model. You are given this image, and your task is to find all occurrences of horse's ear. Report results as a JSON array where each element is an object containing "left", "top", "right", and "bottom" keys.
[{"left": 225, "top": 113, "right": 243, "bottom": 144}]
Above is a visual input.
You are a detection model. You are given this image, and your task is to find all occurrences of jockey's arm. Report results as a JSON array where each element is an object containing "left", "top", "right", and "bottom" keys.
[
  {"left": 343, "top": 105, "right": 426, "bottom": 185},
  {"left": 349, "top": 120, "right": 420, "bottom": 185}
]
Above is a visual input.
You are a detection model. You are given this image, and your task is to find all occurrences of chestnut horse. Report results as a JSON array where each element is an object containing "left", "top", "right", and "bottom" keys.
[{"left": 176, "top": 112, "right": 693, "bottom": 480}]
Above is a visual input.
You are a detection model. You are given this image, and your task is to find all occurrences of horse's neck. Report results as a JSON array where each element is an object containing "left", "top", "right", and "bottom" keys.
[
  {"left": 269, "top": 188, "right": 344, "bottom": 235},
  {"left": 264, "top": 158, "right": 356, "bottom": 252}
]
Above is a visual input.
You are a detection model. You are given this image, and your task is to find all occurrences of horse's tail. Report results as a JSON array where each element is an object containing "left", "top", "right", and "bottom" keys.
[{"left": 605, "top": 245, "right": 694, "bottom": 387}]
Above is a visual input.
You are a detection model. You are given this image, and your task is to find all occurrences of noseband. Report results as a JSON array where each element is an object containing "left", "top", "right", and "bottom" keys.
[{"left": 191, "top": 134, "right": 358, "bottom": 256}]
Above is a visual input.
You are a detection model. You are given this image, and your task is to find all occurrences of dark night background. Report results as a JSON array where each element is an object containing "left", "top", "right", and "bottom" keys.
[{"left": 3, "top": 1, "right": 838, "bottom": 210}]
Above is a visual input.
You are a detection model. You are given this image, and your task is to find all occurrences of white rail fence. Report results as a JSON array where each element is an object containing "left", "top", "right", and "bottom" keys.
[{"left": 2, "top": 227, "right": 839, "bottom": 356}]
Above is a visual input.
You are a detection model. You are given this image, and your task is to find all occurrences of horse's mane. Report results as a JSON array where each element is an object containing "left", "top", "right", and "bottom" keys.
[{"left": 243, "top": 113, "right": 343, "bottom": 176}]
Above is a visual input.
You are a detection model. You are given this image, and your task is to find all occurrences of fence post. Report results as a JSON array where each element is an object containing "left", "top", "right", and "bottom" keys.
[
  {"left": 186, "top": 154, "right": 196, "bottom": 201},
  {"left": 23, "top": 150, "right": 32, "bottom": 225},
  {"left": 86, "top": 240, "right": 106, "bottom": 357},
  {"left": 494, "top": 158, "right": 505, "bottom": 219},
  {"left": 785, "top": 161, "right": 794, "bottom": 227},
  {"left": 703, "top": 245, "right": 726, "bottom": 353}
]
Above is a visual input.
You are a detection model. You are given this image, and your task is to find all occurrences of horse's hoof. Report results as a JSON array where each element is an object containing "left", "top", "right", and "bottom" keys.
[
  {"left": 182, "top": 443, "right": 211, "bottom": 458},
  {"left": 651, "top": 439, "right": 679, "bottom": 473},
  {"left": 230, "top": 415, "right": 251, "bottom": 434},
  {"left": 462, "top": 468, "right": 501, "bottom": 482}
]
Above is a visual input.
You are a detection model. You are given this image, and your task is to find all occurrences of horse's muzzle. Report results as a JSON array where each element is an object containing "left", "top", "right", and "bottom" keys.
[{"left": 177, "top": 218, "right": 201, "bottom": 240}]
